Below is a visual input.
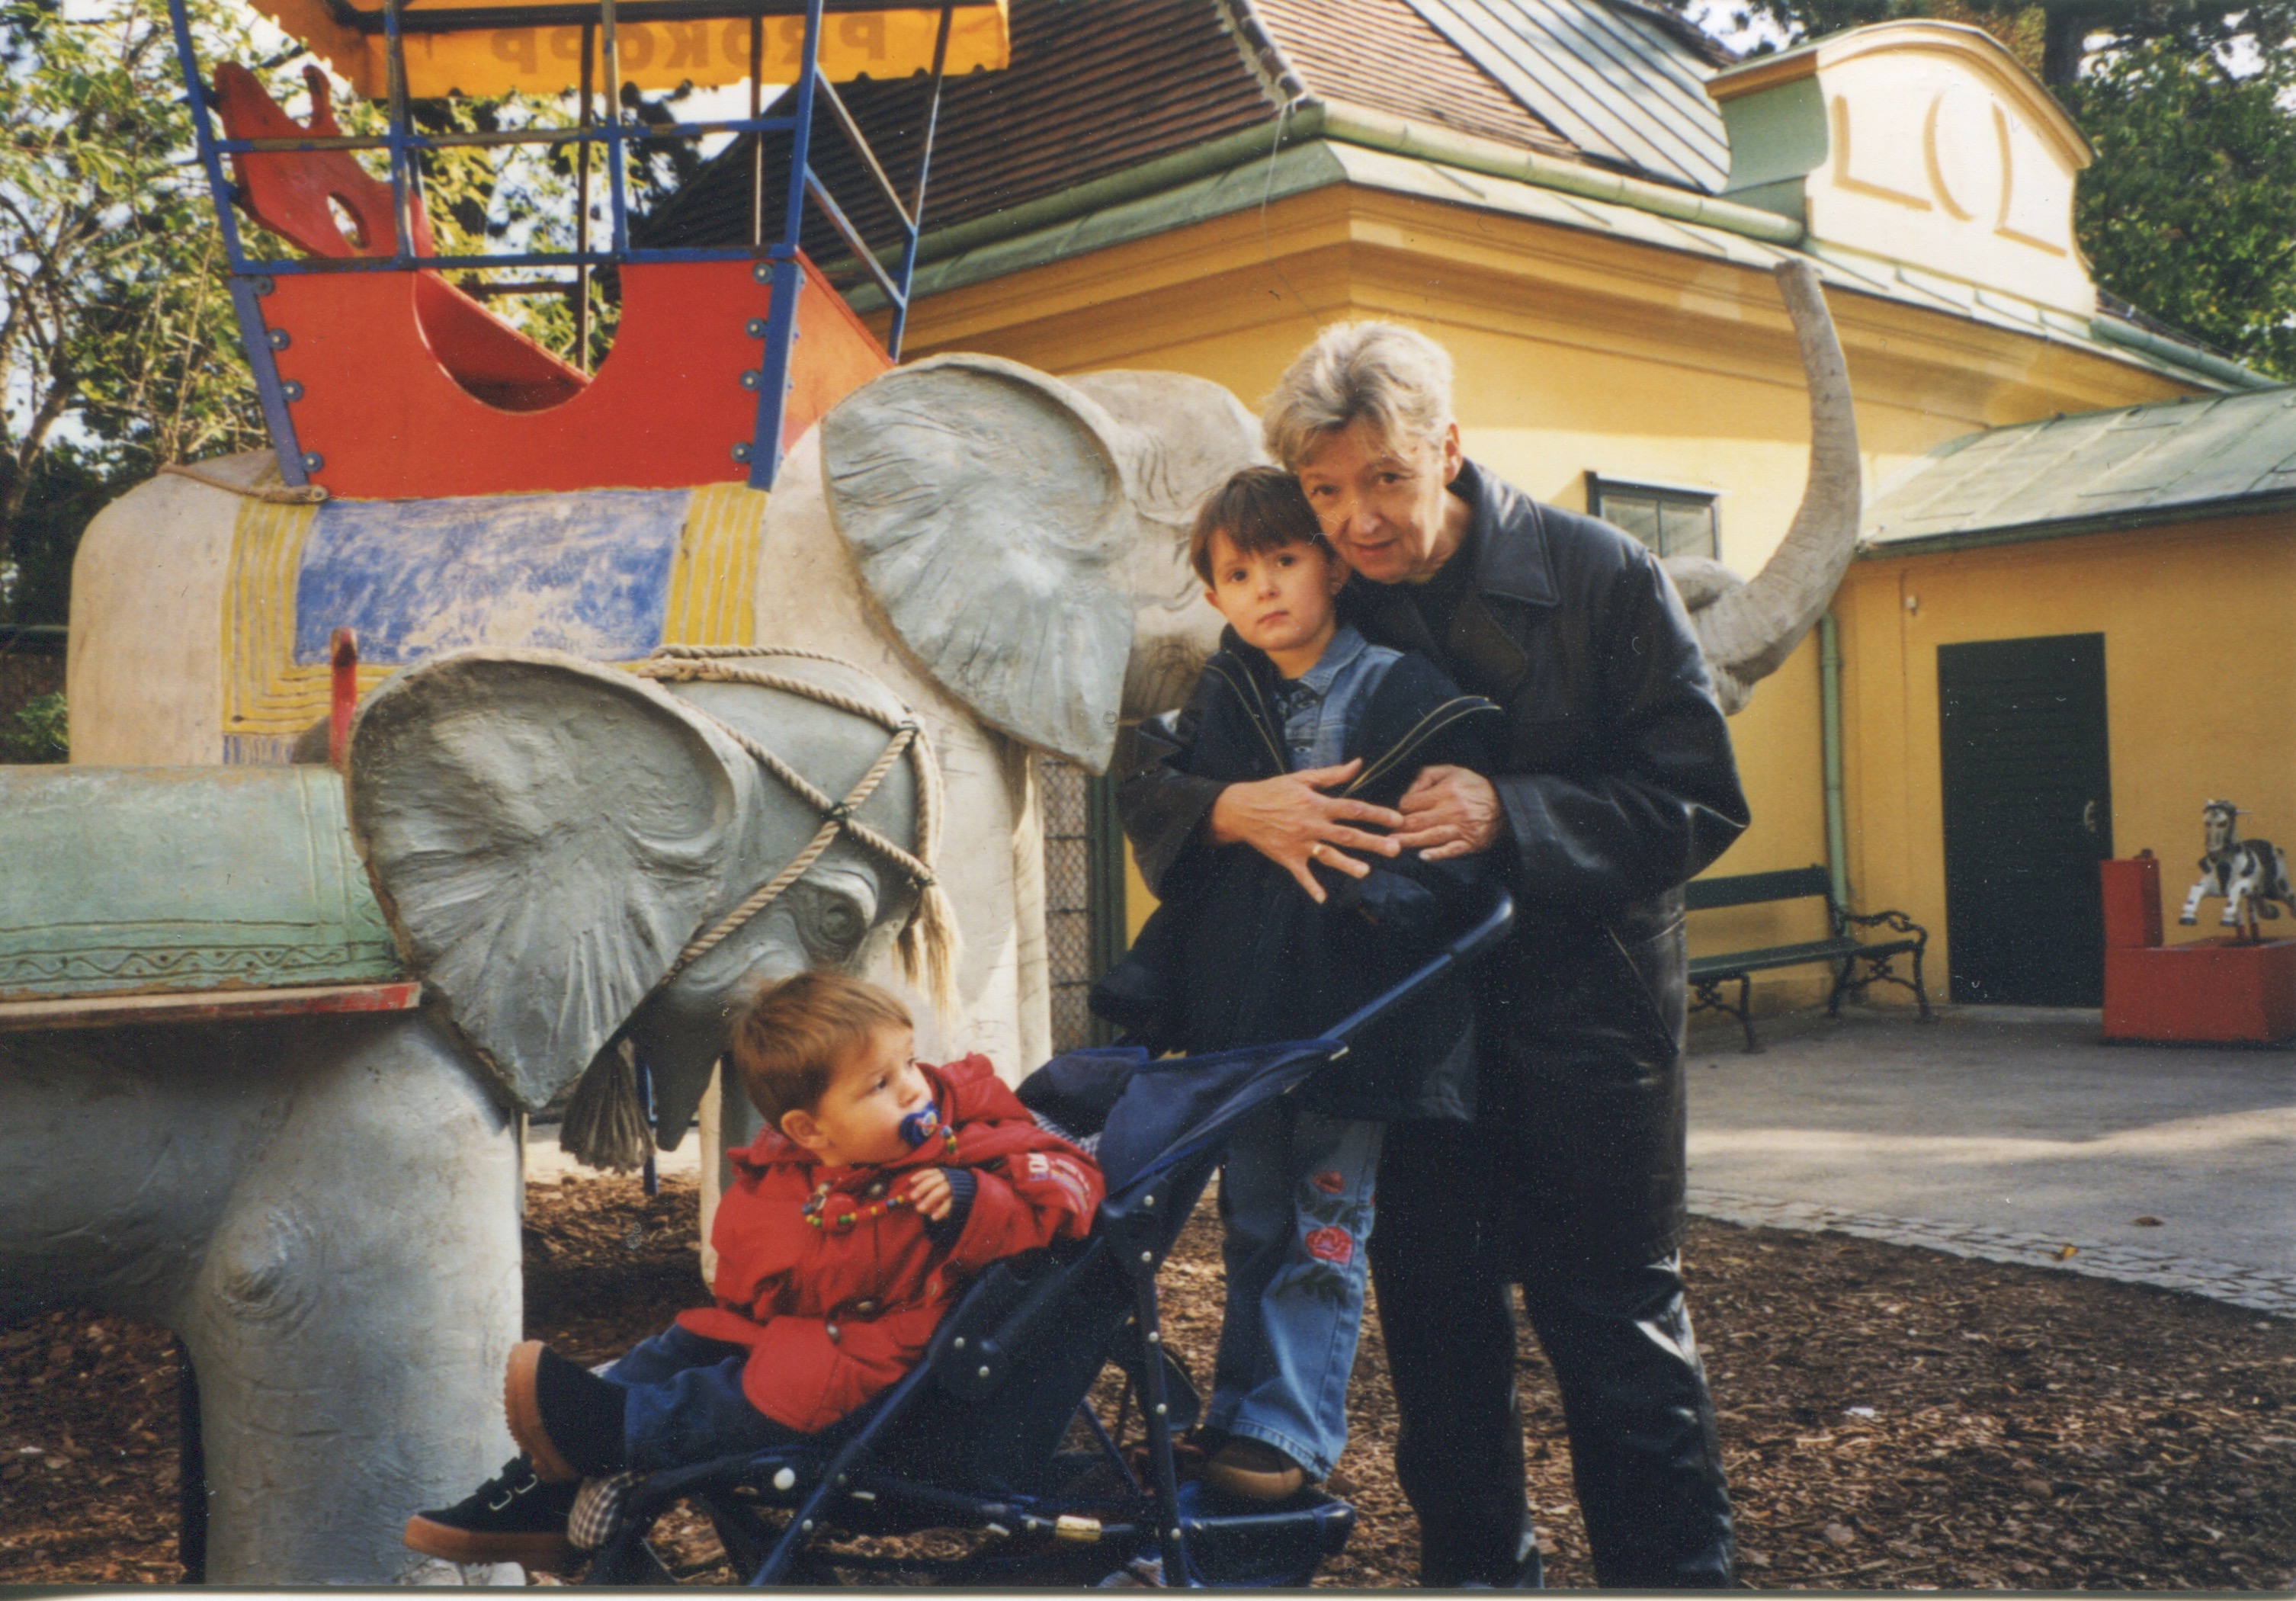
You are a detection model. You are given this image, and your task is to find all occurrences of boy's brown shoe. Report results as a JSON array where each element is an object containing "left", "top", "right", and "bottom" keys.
[
  {"left": 504, "top": 1340, "right": 626, "bottom": 1483},
  {"left": 1202, "top": 1438, "right": 1308, "bottom": 1502}
]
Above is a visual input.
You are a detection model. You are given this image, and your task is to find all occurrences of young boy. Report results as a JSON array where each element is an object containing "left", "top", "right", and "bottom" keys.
[
  {"left": 403, "top": 971, "right": 1102, "bottom": 1569},
  {"left": 1093, "top": 467, "right": 1500, "bottom": 1504}
]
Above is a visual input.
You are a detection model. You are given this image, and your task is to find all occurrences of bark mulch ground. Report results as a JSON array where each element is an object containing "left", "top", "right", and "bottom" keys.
[{"left": 2, "top": 1174, "right": 2291, "bottom": 1588}]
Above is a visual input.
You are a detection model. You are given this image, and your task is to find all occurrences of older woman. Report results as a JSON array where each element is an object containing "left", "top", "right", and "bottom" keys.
[{"left": 1120, "top": 324, "right": 1746, "bottom": 1587}]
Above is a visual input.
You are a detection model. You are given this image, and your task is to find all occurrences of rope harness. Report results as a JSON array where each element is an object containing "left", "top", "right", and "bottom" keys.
[
  {"left": 557, "top": 645, "right": 962, "bottom": 1172},
  {"left": 632, "top": 645, "right": 960, "bottom": 1012}
]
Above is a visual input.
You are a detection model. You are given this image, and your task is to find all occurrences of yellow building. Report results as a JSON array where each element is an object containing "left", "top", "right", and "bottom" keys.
[
  {"left": 1842, "top": 391, "right": 2296, "bottom": 1006},
  {"left": 652, "top": 0, "right": 2282, "bottom": 1024}
]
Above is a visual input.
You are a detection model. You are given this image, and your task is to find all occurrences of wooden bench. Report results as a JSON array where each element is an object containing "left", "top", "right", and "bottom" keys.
[{"left": 1685, "top": 865, "right": 1933, "bottom": 1051}]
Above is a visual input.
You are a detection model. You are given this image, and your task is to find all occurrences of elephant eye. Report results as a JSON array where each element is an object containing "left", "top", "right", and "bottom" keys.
[{"left": 792, "top": 881, "right": 872, "bottom": 964}]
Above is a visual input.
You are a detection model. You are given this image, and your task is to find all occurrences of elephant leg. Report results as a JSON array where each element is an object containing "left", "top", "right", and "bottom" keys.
[{"left": 177, "top": 1015, "right": 521, "bottom": 1584}]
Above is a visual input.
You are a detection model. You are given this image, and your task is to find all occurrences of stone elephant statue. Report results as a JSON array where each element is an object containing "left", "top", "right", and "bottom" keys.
[
  {"left": 0, "top": 646, "right": 942, "bottom": 1583},
  {"left": 67, "top": 362, "right": 1264, "bottom": 1087}
]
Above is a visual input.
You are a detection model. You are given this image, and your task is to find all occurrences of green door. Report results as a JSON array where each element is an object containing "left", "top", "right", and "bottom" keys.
[{"left": 1938, "top": 634, "right": 2113, "bottom": 1006}]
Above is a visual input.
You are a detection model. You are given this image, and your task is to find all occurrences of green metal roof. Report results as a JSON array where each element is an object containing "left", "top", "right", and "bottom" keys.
[
  {"left": 1862, "top": 386, "right": 2296, "bottom": 554},
  {"left": 1400, "top": 0, "right": 1732, "bottom": 191}
]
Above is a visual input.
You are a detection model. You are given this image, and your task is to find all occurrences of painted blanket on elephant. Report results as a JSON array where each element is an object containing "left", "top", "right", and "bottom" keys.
[{"left": 220, "top": 483, "right": 768, "bottom": 763}]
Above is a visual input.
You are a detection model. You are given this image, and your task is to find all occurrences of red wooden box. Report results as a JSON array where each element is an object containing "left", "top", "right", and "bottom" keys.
[
  {"left": 2099, "top": 855, "right": 2163, "bottom": 949},
  {"left": 2103, "top": 937, "right": 2296, "bottom": 1044}
]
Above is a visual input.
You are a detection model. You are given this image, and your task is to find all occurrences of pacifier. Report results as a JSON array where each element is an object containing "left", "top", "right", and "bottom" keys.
[{"left": 898, "top": 1104, "right": 941, "bottom": 1149}]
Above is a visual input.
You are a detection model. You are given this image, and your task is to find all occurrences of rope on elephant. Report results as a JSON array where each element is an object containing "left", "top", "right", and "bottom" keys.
[
  {"left": 633, "top": 645, "right": 961, "bottom": 1020},
  {"left": 158, "top": 460, "right": 329, "bottom": 504}
]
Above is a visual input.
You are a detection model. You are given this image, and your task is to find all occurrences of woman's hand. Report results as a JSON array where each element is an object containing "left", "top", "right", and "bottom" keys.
[
  {"left": 1205, "top": 759, "right": 1406, "bottom": 903},
  {"left": 906, "top": 1168, "right": 954, "bottom": 1221},
  {"left": 1392, "top": 765, "right": 1502, "bottom": 861}
]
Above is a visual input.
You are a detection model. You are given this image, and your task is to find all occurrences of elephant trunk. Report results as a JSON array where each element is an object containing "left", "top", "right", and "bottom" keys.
[{"left": 1687, "top": 258, "right": 1863, "bottom": 714}]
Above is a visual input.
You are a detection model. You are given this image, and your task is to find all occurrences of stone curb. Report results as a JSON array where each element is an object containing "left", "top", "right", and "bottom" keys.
[{"left": 1688, "top": 1186, "right": 2296, "bottom": 1320}]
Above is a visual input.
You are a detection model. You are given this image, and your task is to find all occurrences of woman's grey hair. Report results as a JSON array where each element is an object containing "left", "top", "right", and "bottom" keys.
[{"left": 1260, "top": 320, "right": 1455, "bottom": 470}]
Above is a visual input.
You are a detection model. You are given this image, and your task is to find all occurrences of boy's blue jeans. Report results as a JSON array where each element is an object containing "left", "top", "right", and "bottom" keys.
[
  {"left": 603, "top": 1324, "right": 816, "bottom": 1474},
  {"left": 1205, "top": 1099, "right": 1384, "bottom": 1481}
]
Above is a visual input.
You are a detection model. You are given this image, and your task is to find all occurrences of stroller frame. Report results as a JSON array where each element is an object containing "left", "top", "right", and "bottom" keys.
[{"left": 582, "top": 892, "right": 1515, "bottom": 1588}]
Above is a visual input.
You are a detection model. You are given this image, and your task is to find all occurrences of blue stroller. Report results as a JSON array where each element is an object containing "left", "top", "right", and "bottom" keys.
[{"left": 580, "top": 892, "right": 1515, "bottom": 1587}]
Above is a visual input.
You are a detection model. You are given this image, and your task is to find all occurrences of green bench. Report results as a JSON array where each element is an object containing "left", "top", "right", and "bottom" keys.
[{"left": 1685, "top": 865, "right": 1932, "bottom": 1051}]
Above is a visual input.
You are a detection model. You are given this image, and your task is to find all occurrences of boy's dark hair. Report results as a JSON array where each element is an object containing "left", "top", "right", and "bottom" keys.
[
  {"left": 1189, "top": 465, "right": 1334, "bottom": 585},
  {"left": 732, "top": 971, "right": 912, "bottom": 1130}
]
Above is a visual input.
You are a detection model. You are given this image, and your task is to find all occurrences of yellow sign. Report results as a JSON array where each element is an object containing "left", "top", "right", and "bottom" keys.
[{"left": 255, "top": 0, "right": 1008, "bottom": 98}]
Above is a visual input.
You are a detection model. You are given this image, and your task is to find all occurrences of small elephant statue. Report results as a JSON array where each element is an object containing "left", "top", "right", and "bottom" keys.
[
  {"left": 2179, "top": 799, "right": 2296, "bottom": 942},
  {"left": 0, "top": 646, "right": 942, "bottom": 1583}
]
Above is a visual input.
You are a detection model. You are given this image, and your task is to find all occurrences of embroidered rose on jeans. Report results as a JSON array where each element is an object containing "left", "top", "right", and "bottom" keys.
[{"left": 1304, "top": 1226, "right": 1354, "bottom": 1266}]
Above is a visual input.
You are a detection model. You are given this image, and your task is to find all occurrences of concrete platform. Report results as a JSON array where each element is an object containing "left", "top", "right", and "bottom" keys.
[{"left": 1685, "top": 1006, "right": 2296, "bottom": 1315}]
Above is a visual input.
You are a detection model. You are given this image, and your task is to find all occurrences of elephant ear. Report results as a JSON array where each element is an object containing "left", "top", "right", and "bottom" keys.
[
  {"left": 345, "top": 649, "right": 747, "bottom": 1113},
  {"left": 821, "top": 354, "right": 1135, "bottom": 771}
]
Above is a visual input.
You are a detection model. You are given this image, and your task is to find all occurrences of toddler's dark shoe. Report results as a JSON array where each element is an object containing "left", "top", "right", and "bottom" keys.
[
  {"left": 402, "top": 1455, "right": 578, "bottom": 1568},
  {"left": 1201, "top": 1438, "right": 1307, "bottom": 1502},
  {"left": 505, "top": 1340, "right": 627, "bottom": 1482}
]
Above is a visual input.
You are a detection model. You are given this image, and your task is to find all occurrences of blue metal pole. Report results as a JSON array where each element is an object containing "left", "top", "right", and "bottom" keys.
[
  {"left": 779, "top": 0, "right": 825, "bottom": 252},
  {"left": 743, "top": 0, "right": 826, "bottom": 491},
  {"left": 226, "top": 278, "right": 313, "bottom": 487},
  {"left": 168, "top": 0, "right": 306, "bottom": 483},
  {"left": 381, "top": 0, "right": 416, "bottom": 265},
  {"left": 163, "top": 0, "right": 252, "bottom": 274},
  {"left": 887, "top": 3, "right": 953, "bottom": 360},
  {"left": 601, "top": 0, "right": 630, "bottom": 259}
]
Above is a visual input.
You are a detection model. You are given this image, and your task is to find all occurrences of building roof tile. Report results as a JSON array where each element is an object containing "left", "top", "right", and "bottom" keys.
[
  {"left": 1252, "top": 0, "right": 1576, "bottom": 157},
  {"left": 636, "top": 0, "right": 1730, "bottom": 256}
]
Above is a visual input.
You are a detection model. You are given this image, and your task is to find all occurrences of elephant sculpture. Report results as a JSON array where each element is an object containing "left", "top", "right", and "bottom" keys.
[{"left": 0, "top": 646, "right": 947, "bottom": 1582}]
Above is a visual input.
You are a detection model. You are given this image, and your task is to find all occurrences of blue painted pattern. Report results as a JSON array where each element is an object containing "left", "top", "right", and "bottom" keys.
[{"left": 293, "top": 490, "right": 686, "bottom": 665}]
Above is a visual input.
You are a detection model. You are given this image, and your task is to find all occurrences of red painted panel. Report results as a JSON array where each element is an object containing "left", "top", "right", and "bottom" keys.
[
  {"left": 2103, "top": 938, "right": 2296, "bottom": 1044},
  {"left": 218, "top": 63, "right": 591, "bottom": 415},
  {"left": 215, "top": 62, "right": 434, "bottom": 261},
  {"left": 265, "top": 253, "right": 890, "bottom": 500},
  {"left": 0, "top": 980, "right": 423, "bottom": 1035},
  {"left": 410, "top": 274, "right": 588, "bottom": 412},
  {"left": 2099, "top": 855, "right": 2163, "bottom": 949}
]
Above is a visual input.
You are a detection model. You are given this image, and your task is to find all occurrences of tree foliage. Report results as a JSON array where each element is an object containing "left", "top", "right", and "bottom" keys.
[
  {"left": 1707, "top": 0, "right": 2294, "bottom": 85},
  {"left": 0, "top": 0, "right": 280, "bottom": 618},
  {"left": 2065, "top": 39, "right": 2296, "bottom": 380},
  {"left": 0, "top": 685, "right": 64, "bottom": 760}
]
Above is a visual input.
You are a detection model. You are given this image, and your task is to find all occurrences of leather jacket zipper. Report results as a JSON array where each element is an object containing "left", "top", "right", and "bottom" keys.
[{"left": 1342, "top": 696, "right": 1503, "bottom": 797}]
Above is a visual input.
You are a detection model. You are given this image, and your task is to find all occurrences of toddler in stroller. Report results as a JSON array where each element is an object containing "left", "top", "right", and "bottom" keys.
[
  {"left": 527, "top": 890, "right": 1512, "bottom": 1587},
  {"left": 402, "top": 971, "right": 1102, "bottom": 1572}
]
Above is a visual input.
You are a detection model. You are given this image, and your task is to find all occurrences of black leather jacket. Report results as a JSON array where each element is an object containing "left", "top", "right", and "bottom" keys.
[{"left": 1118, "top": 460, "right": 1749, "bottom": 1262}]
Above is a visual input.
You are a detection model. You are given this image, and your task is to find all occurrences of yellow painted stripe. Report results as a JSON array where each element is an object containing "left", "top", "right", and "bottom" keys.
[{"left": 666, "top": 483, "right": 768, "bottom": 647}]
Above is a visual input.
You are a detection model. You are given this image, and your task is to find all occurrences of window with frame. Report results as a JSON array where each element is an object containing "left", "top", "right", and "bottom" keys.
[{"left": 1586, "top": 475, "right": 1720, "bottom": 561}]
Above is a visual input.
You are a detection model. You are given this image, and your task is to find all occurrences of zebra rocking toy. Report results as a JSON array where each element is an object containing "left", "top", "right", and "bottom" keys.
[{"left": 2179, "top": 800, "right": 2296, "bottom": 942}]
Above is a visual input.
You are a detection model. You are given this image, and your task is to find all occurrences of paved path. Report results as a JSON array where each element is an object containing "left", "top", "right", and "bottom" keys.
[{"left": 1684, "top": 1008, "right": 2296, "bottom": 1316}]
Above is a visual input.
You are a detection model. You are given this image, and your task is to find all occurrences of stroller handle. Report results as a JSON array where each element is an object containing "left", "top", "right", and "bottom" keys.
[{"left": 1320, "top": 887, "right": 1515, "bottom": 1053}]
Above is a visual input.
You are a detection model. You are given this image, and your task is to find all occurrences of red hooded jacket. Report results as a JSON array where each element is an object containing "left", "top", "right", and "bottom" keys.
[{"left": 675, "top": 1055, "right": 1103, "bottom": 1433}]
